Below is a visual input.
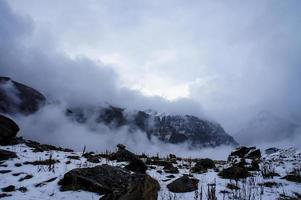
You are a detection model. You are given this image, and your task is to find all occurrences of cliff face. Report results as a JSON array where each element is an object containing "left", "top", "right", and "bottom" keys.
[
  {"left": 66, "top": 106, "right": 238, "bottom": 147},
  {"left": 0, "top": 77, "right": 46, "bottom": 115}
]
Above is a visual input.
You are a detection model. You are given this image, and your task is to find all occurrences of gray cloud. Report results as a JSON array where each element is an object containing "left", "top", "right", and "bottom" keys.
[{"left": 1, "top": 0, "right": 301, "bottom": 148}]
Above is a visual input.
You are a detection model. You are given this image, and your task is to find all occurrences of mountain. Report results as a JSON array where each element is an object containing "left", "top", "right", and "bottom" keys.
[
  {"left": 66, "top": 106, "right": 238, "bottom": 147},
  {"left": 0, "top": 77, "right": 46, "bottom": 115},
  {"left": 0, "top": 76, "right": 238, "bottom": 148},
  {"left": 237, "top": 110, "right": 300, "bottom": 144}
]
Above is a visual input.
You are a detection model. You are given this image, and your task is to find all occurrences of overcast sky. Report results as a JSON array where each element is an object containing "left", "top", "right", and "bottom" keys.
[{"left": 2, "top": 0, "right": 301, "bottom": 136}]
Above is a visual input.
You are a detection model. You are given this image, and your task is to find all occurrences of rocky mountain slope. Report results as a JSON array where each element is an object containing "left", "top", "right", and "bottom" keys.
[
  {"left": 0, "top": 77, "right": 46, "bottom": 115},
  {"left": 0, "top": 76, "right": 238, "bottom": 148},
  {"left": 66, "top": 106, "right": 238, "bottom": 147}
]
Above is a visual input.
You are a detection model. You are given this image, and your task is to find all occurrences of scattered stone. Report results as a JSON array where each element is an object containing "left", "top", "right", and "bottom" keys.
[
  {"left": 0, "top": 170, "right": 11, "bottom": 174},
  {"left": 166, "top": 175, "right": 176, "bottom": 179},
  {"left": 18, "top": 186, "right": 28, "bottom": 193},
  {"left": 58, "top": 164, "right": 160, "bottom": 200},
  {"left": 14, "top": 163, "right": 22, "bottom": 167},
  {"left": 35, "top": 177, "right": 57, "bottom": 187},
  {"left": 258, "top": 181, "right": 280, "bottom": 188},
  {"left": 23, "top": 159, "right": 59, "bottom": 166},
  {"left": 12, "top": 172, "right": 26, "bottom": 176},
  {"left": 282, "top": 170, "right": 301, "bottom": 183},
  {"left": 1, "top": 185, "right": 15, "bottom": 192},
  {"left": 226, "top": 183, "right": 240, "bottom": 190},
  {"left": 167, "top": 175, "right": 199, "bottom": 193},
  {"left": 19, "top": 174, "right": 33, "bottom": 182},
  {"left": 0, "top": 193, "right": 12, "bottom": 198},
  {"left": 0, "top": 149, "right": 17, "bottom": 161},
  {"left": 66, "top": 155, "right": 80, "bottom": 160}
]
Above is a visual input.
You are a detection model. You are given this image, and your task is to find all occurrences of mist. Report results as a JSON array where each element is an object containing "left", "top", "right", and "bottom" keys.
[{"left": 1, "top": 0, "right": 301, "bottom": 153}]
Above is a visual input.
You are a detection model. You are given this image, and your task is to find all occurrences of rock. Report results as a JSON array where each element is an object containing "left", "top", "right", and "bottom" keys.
[
  {"left": 1, "top": 185, "right": 15, "bottom": 192},
  {"left": 229, "top": 146, "right": 256, "bottom": 159},
  {"left": 191, "top": 158, "right": 215, "bottom": 173},
  {"left": 163, "top": 164, "right": 179, "bottom": 174},
  {"left": 114, "top": 145, "right": 147, "bottom": 174},
  {"left": 265, "top": 147, "right": 280, "bottom": 155},
  {"left": 228, "top": 146, "right": 261, "bottom": 171},
  {"left": 0, "top": 77, "right": 46, "bottom": 115},
  {"left": 125, "top": 159, "right": 148, "bottom": 174},
  {"left": 167, "top": 175, "right": 199, "bottom": 193},
  {"left": 0, "top": 114, "right": 19, "bottom": 145},
  {"left": 58, "top": 164, "right": 160, "bottom": 200},
  {"left": 0, "top": 149, "right": 17, "bottom": 161},
  {"left": 218, "top": 166, "right": 251, "bottom": 180},
  {"left": 25, "top": 140, "right": 73, "bottom": 152}
]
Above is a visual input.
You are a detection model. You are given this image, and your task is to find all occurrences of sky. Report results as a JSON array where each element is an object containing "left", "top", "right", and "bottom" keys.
[{"left": 1, "top": 0, "right": 301, "bottom": 147}]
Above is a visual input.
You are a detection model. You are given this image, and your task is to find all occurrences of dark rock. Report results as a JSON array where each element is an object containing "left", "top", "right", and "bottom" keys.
[
  {"left": 125, "top": 159, "right": 148, "bottom": 174},
  {"left": 35, "top": 177, "right": 57, "bottom": 187},
  {"left": 191, "top": 158, "right": 215, "bottom": 173},
  {"left": 282, "top": 170, "right": 301, "bottom": 183},
  {"left": 14, "top": 163, "right": 22, "bottom": 167},
  {"left": 229, "top": 146, "right": 256, "bottom": 159},
  {"left": 0, "top": 149, "right": 17, "bottom": 161},
  {"left": 114, "top": 145, "right": 147, "bottom": 174},
  {"left": 265, "top": 147, "right": 280, "bottom": 155},
  {"left": 18, "top": 174, "right": 33, "bottom": 182},
  {"left": 218, "top": 166, "right": 251, "bottom": 180},
  {"left": 163, "top": 164, "right": 179, "bottom": 174},
  {"left": 18, "top": 187, "right": 28, "bottom": 193},
  {"left": 246, "top": 149, "right": 261, "bottom": 160},
  {"left": 23, "top": 159, "right": 59, "bottom": 166},
  {"left": 1, "top": 185, "right": 15, "bottom": 192},
  {"left": 0, "top": 170, "right": 11, "bottom": 174},
  {"left": 0, "top": 193, "right": 12, "bottom": 198},
  {"left": 0, "top": 114, "right": 19, "bottom": 145},
  {"left": 25, "top": 140, "right": 73, "bottom": 152},
  {"left": 0, "top": 77, "right": 46, "bottom": 115},
  {"left": 167, "top": 175, "right": 199, "bottom": 193},
  {"left": 58, "top": 164, "right": 160, "bottom": 200},
  {"left": 166, "top": 175, "right": 176, "bottom": 179}
]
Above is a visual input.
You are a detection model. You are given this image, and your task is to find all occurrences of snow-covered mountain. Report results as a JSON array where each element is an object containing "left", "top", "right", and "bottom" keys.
[
  {"left": 66, "top": 106, "right": 238, "bottom": 147},
  {"left": 0, "top": 76, "right": 238, "bottom": 148}
]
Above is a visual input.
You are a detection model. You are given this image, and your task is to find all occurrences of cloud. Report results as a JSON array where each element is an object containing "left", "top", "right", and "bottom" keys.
[{"left": 1, "top": 0, "right": 301, "bottom": 149}]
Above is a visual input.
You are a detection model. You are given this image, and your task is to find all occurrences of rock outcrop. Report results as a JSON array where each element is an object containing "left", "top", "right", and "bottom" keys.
[
  {"left": 0, "top": 149, "right": 17, "bottom": 161},
  {"left": 66, "top": 106, "right": 238, "bottom": 148},
  {"left": 167, "top": 175, "right": 199, "bottom": 193},
  {"left": 0, "top": 114, "right": 19, "bottom": 145},
  {"left": 0, "top": 77, "right": 46, "bottom": 115},
  {"left": 58, "top": 164, "right": 160, "bottom": 200}
]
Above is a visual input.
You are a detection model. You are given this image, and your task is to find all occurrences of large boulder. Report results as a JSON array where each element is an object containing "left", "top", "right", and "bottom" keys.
[
  {"left": 113, "top": 144, "right": 147, "bottom": 174},
  {"left": 0, "top": 77, "right": 46, "bottom": 115},
  {"left": 218, "top": 166, "right": 251, "bottom": 180},
  {"left": 58, "top": 164, "right": 160, "bottom": 200},
  {"left": 0, "top": 114, "right": 19, "bottom": 145},
  {"left": 0, "top": 149, "right": 17, "bottom": 161},
  {"left": 167, "top": 175, "right": 199, "bottom": 193},
  {"left": 191, "top": 158, "right": 215, "bottom": 173}
]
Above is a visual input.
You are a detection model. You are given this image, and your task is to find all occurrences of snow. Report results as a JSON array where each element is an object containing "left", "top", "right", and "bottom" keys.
[{"left": 1, "top": 144, "right": 301, "bottom": 199}]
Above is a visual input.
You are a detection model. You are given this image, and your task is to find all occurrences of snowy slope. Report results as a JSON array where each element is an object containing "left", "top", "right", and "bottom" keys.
[{"left": 0, "top": 144, "right": 300, "bottom": 200}]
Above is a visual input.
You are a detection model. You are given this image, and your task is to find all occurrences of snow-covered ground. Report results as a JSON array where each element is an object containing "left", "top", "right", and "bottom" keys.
[{"left": 0, "top": 144, "right": 300, "bottom": 200}]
